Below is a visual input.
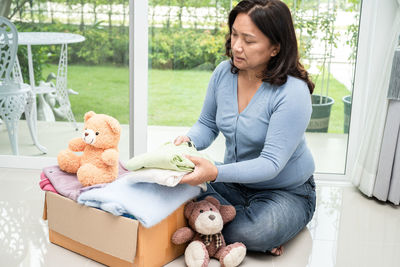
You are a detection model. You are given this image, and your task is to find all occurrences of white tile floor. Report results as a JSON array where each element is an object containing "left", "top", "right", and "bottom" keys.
[{"left": 1, "top": 168, "right": 399, "bottom": 267}]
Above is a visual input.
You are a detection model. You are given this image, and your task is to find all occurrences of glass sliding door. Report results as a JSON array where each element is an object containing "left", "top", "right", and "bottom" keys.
[{"left": 292, "top": 0, "right": 362, "bottom": 175}]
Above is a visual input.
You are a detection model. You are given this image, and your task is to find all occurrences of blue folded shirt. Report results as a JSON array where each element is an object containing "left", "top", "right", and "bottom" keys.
[{"left": 77, "top": 176, "right": 201, "bottom": 228}]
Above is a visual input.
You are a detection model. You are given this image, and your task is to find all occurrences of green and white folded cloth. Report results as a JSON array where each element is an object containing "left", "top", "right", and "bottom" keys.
[{"left": 123, "top": 141, "right": 214, "bottom": 172}]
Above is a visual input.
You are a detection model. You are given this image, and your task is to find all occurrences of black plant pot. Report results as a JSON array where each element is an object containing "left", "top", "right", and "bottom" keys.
[
  {"left": 342, "top": 95, "right": 352, "bottom": 134},
  {"left": 306, "top": 94, "right": 335, "bottom": 133}
]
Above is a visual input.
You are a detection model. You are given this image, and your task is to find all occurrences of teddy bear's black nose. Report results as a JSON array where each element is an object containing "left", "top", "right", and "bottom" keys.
[
  {"left": 85, "top": 132, "right": 89, "bottom": 136},
  {"left": 209, "top": 215, "right": 215, "bottom": 221}
]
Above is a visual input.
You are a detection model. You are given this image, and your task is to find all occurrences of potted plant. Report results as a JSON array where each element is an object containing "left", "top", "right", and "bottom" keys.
[
  {"left": 307, "top": 59, "right": 335, "bottom": 133},
  {"left": 302, "top": 0, "right": 338, "bottom": 133},
  {"left": 342, "top": 95, "right": 352, "bottom": 133}
]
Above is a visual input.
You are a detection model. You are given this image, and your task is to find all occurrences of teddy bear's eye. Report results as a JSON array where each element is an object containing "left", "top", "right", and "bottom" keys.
[
  {"left": 96, "top": 132, "right": 99, "bottom": 135},
  {"left": 210, "top": 208, "right": 213, "bottom": 211},
  {"left": 199, "top": 209, "right": 204, "bottom": 213}
]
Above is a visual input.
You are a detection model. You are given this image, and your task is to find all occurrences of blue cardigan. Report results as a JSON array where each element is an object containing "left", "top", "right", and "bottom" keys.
[{"left": 187, "top": 60, "right": 315, "bottom": 190}]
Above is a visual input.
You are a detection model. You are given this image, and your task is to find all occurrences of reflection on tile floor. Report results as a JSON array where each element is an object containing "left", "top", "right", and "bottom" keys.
[{"left": 0, "top": 168, "right": 399, "bottom": 267}]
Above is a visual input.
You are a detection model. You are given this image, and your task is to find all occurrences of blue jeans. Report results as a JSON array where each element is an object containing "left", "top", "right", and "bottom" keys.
[{"left": 197, "top": 176, "right": 316, "bottom": 252}]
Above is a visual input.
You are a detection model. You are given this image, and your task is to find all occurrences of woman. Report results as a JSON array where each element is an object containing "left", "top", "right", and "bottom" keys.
[{"left": 174, "top": 0, "right": 316, "bottom": 256}]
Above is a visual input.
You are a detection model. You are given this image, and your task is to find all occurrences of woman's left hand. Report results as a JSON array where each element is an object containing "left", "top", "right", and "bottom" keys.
[{"left": 180, "top": 155, "right": 218, "bottom": 186}]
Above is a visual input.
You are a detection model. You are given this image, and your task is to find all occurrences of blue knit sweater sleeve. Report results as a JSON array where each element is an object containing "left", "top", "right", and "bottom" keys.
[
  {"left": 216, "top": 79, "right": 312, "bottom": 183},
  {"left": 186, "top": 65, "right": 222, "bottom": 150}
]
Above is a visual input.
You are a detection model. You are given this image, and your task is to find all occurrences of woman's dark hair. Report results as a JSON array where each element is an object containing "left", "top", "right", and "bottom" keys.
[{"left": 225, "top": 0, "right": 314, "bottom": 94}]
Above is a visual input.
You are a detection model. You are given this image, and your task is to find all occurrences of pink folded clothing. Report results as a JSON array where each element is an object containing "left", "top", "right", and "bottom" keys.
[
  {"left": 39, "top": 172, "right": 58, "bottom": 193},
  {"left": 41, "top": 162, "right": 129, "bottom": 201}
]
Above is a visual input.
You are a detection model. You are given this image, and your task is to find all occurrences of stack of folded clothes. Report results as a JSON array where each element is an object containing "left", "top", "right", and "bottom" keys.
[
  {"left": 39, "top": 162, "right": 128, "bottom": 201},
  {"left": 39, "top": 142, "right": 213, "bottom": 228},
  {"left": 121, "top": 141, "right": 212, "bottom": 191}
]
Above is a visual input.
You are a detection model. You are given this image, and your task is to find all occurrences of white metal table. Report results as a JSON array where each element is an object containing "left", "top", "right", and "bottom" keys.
[{"left": 18, "top": 32, "right": 85, "bottom": 130}]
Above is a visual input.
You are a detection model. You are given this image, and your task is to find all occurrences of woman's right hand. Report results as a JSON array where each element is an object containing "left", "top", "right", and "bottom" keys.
[{"left": 174, "top": 135, "right": 191, "bottom": 146}]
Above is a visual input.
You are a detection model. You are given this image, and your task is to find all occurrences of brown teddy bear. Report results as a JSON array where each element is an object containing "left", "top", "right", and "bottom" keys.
[
  {"left": 172, "top": 196, "right": 246, "bottom": 267},
  {"left": 57, "top": 111, "right": 121, "bottom": 186}
]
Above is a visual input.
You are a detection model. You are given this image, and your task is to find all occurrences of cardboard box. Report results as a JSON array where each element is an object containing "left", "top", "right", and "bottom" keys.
[{"left": 43, "top": 191, "right": 187, "bottom": 267}]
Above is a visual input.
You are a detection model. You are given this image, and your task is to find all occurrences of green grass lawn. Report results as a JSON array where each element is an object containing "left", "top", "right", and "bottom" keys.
[
  {"left": 42, "top": 64, "right": 350, "bottom": 133},
  {"left": 43, "top": 64, "right": 130, "bottom": 123}
]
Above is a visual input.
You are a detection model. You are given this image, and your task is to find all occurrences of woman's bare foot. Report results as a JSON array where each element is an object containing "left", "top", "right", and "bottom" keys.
[{"left": 270, "top": 246, "right": 284, "bottom": 256}]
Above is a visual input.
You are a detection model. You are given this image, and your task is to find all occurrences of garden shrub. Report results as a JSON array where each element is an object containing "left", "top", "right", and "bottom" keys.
[
  {"left": 14, "top": 21, "right": 227, "bottom": 84},
  {"left": 149, "top": 27, "right": 227, "bottom": 70}
]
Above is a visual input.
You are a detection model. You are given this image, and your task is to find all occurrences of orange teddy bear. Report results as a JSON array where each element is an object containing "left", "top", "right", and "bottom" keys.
[{"left": 57, "top": 111, "right": 121, "bottom": 186}]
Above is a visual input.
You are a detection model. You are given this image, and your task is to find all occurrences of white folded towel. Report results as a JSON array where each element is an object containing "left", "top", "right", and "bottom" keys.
[{"left": 121, "top": 168, "right": 207, "bottom": 191}]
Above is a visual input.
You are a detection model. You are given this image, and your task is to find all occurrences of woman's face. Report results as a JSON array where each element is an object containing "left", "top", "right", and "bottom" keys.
[{"left": 231, "top": 13, "right": 279, "bottom": 74}]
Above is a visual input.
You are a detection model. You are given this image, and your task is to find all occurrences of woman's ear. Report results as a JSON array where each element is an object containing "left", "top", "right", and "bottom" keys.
[{"left": 271, "top": 44, "right": 280, "bottom": 57}]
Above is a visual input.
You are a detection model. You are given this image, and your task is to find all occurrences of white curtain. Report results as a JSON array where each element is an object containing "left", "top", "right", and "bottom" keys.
[
  {"left": 351, "top": 0, "right": 400, "bottom": 196},
  {"left": 374, "top": 99, "right": 400, "bottom": 204}
]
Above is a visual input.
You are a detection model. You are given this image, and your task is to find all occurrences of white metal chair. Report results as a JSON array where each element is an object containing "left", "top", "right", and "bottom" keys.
[{"left": 0, "top": 17, "right": 47, "bottom": 155}]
